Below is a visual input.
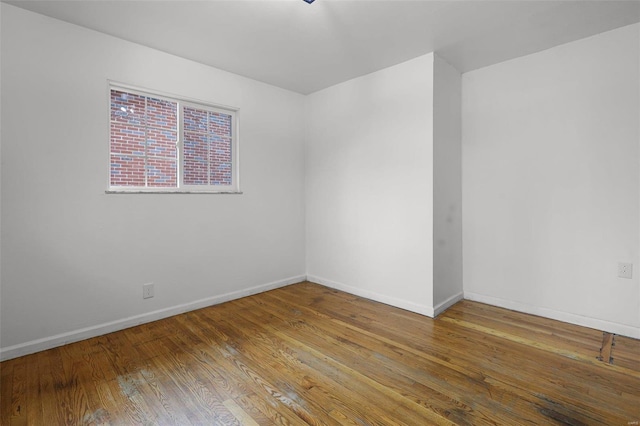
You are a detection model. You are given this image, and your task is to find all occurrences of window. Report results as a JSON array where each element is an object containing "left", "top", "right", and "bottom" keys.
[{"left": 109, "top": 84, "right": 239, "bottom": 193}]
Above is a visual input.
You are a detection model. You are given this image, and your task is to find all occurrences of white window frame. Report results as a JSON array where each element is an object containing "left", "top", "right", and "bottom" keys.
[{"left": 107, "top": 82, "right": 240, "bottom": 194}]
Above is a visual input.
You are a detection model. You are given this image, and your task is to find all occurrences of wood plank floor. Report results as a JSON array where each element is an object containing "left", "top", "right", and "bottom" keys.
[{"left": 1, "top": 282, "right": 639, "bottom": 425}]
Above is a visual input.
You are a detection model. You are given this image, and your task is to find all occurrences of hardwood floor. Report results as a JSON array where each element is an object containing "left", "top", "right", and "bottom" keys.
[{"left": 1, "top": 282, "right": 639, "bottom": 425}]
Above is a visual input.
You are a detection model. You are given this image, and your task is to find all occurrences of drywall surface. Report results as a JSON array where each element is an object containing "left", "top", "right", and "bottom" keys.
[
  {"left": 0, "top": 4, "right": 306, "bottom": 357},
  {"left": 305, "top": 54, "right": 435, "bottom": 315},
  {"left": 0, "top": 2, "right": 3, "bottom": 354},
  {"left": 463, "top": 24, "right": 640, "bottom": 337},
  {"left": 433, "top": 55, "right": 463, "bottom": 311}
]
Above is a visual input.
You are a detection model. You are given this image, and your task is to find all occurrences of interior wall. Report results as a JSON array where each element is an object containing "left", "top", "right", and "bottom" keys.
[
  {"left": 0, "top": 4, "right": 306, "bottom": 358},
  {"left": 432, "top": 54, "right": 463, "bottom": 312},
  {"left": 0, "top": 2, "right": 3, "bottom": 351},
  {"left": 305, "top": 54, "right": 435, "bottom": 315},
  {"left": 462, "top": 23, "right": 640, "bottom": 337},
  {"left": 3, "top": 3, "right": 638, "bottom": 360}
]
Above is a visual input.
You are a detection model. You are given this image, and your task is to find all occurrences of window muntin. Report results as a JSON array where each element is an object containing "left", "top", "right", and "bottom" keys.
[{"left": 109, "top": 84, "right": 238, "bottom": 193}]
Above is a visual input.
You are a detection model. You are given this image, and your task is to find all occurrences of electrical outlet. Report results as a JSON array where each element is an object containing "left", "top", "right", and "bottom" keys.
[
  {"left": 143, "top": 283, "right": 154, "bottom": 299},
  {"left": 618, "top": 263, "right": 632, "bottom": 279}
]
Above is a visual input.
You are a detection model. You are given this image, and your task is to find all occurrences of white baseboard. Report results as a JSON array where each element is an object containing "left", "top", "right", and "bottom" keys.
[
  {"left": 464, "top": 292, "right": 640, "bottom": 339},
  {"left": 307, "top": 274, "right": 435, "bottom": 317},
  {"left": 0, "top": 275, "right": 306, "bottom": 361},
  {"left": 433, "top": 291, "right": 464, "bottom": 317}
]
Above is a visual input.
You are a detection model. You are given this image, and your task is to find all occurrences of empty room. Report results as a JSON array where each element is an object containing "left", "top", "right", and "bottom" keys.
[{"left": 1, "top": 0, "right": 639, "bottom": 424}]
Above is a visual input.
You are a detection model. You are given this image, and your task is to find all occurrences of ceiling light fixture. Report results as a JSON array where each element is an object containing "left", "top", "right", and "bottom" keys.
[{"left": 303, "top": 0, "right": 315, "bottom": 4}]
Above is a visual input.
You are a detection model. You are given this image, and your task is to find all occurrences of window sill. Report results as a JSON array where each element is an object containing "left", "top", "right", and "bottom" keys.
[{"left": 105, "top": 190, "right": 243, "bottom": 195}]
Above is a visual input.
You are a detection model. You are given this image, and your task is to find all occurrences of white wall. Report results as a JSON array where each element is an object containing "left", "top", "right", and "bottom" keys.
[
  {"left": 433, "top": 55, "right": 463, "bottom": 311},
  {"left": 0, "top": 4, "right": 306, "bottom": 359},
  {"left": 463, "top": 24, "right": 640, "bottom": 337},
  {"left": 305, "top": 54, "right": 435, "bottom": 315},
  {"left": 0, "top": 2, "right": 3, "bottom": 353}
]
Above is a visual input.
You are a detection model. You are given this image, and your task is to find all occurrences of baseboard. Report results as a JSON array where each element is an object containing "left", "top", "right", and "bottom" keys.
[
  {"left": 0, "top": 275, "right": 306, "bottom": 361},
  {"left": 433, "top": 291, "right": 464, "bottom": 317},
  {"left": 464, "top": 292, "right": 640, "bottom": 339},
  {"left": 307, "top": 274, "right": 435, "bottom": 317}
]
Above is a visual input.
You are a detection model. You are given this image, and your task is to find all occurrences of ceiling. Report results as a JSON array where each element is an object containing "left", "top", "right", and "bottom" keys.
[{"left": 5, "top": 0, "right": 640, "bottom": 94}]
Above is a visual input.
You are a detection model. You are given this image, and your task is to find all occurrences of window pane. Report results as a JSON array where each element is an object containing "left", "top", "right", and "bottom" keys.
[
  {"left": 147, "top": 158, "right": 177, "bottom": 187},
  {"left": 110, "top": 90, "right": 147, "bottom": 187},
  {"left": 110, "top": 89, "right": 180, "bottom": 188},
  {"left": 110, "top": 154, "right": 145, "bottom": 187},
  {"left": 110, "top": 126, "right": 145, "bottom": 156},
  {"left": 210, "top": 111, "right": 232, "bottom": 138},
  {"left": 147, "top": 128, "right": 177, "bottom": 158},
  {"left": 183, "top": 131, "right": 208, "bottom": 185},
  {"left": 183, "top": 107, "right": 208, "bottom": 132},
  {"left": 210, "top": 135, "right": 232, "bottom": 185},
  {"left": 110, "top": 90, "right": 145, "bottom": 126},
  {"left": 147, "top": 97, "right": 177, "bottom": 129},
  {"left": 209, "top": 112, "right": 233, "bottom": 185},
  {"left": 147, "top": 97, "right": 177, "bottom": 158}
]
